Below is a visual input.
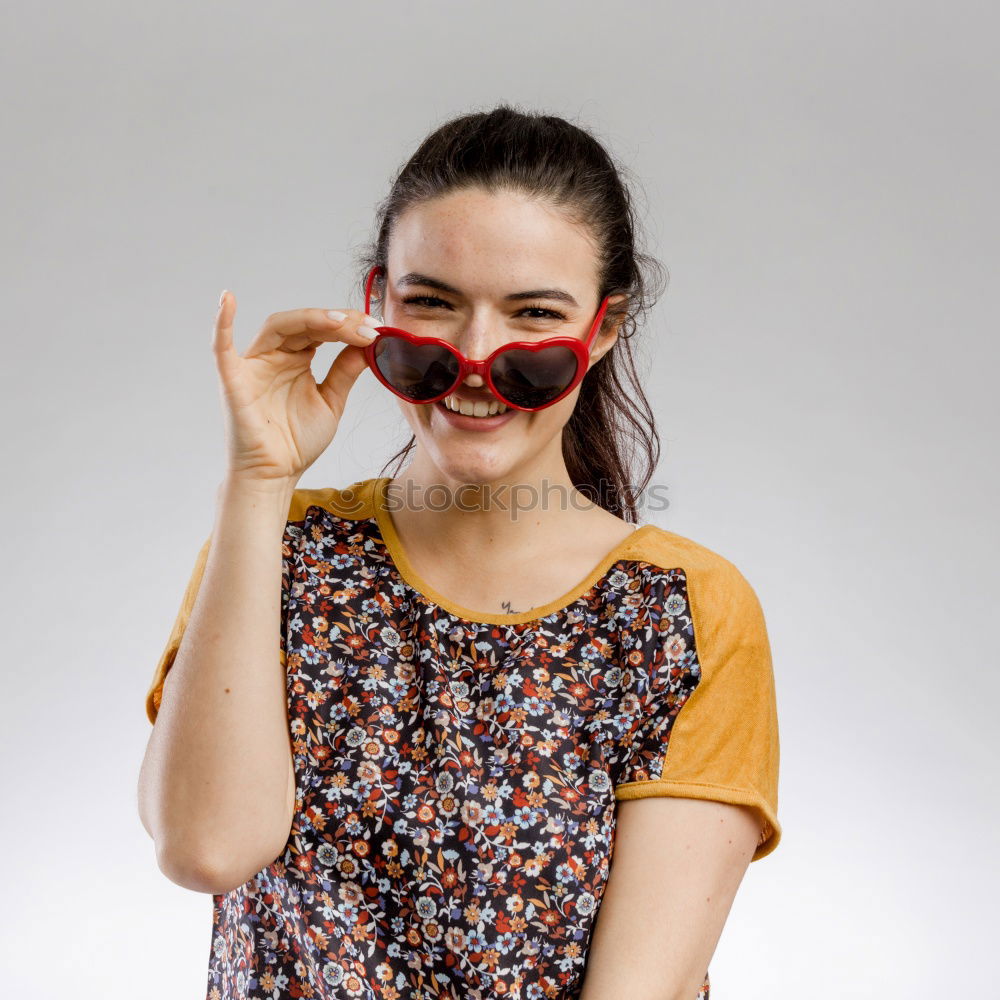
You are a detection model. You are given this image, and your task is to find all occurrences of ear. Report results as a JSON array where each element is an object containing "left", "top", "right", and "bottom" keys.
[
  {"left": 369, "top": 266, "right": 387, "bottom": 318},
  {"left": 589, "top": 294, "right": 629, "bottom": 362}
]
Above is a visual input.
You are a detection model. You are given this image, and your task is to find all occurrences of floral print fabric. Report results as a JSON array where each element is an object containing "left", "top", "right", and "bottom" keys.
[{"left": 202, "top": 494, "right": 712, "bottom": 1000}]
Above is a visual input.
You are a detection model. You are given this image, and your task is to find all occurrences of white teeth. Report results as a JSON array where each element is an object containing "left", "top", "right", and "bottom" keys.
[{"left": 442, "top": 394, "right": 509, "bottom": 417}]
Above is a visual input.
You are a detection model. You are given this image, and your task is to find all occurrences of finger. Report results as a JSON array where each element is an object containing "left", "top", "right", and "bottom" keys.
[
  {"left": 274, "top": 309, "right": 382, "bottom": 354},
  {"left": 315, "top": 340, "right": 371, "bottom": 419},
  {"left": 212, "top": 290, "right": 241, "bottom": 382},
  {"left": 248, "top": 309, "right": 381, "bottom": 357}
]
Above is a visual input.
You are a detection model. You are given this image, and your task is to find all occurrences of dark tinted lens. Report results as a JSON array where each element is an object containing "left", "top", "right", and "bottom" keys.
[
  {"left": 491, "top": 346, "right": 579, "bottom": 408},
  {"left": 373, "top": 336, "right": 459, "bottom": 401}
]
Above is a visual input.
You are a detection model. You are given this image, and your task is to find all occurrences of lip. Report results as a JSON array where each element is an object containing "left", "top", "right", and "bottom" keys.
[{"left": 434, "top": 398, "right": 519, "bottom": 430}]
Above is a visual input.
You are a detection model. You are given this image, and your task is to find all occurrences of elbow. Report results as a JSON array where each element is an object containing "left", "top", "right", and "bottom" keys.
[
  {"left": 155, "top": 840, "right": 249, "bottom": 895},
  {"left": 137, "top": 782, "right": 234, "bottom": 893},
  {"left": 138, "top": 788, "right": 282, "bottom": 894},
  {"left": 137, "top": 765, "right": 292, "bottom": 894}
]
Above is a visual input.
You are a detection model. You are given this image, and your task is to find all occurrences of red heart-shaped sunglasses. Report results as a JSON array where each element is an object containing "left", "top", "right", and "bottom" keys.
[{"left": 361, "top": 265, "right": 612, "bottom": 412}]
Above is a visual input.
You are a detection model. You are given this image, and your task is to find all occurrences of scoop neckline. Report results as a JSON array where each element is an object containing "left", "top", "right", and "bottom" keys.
[{"left": 370, "top": 475, "right": 655, "bottom": 626}]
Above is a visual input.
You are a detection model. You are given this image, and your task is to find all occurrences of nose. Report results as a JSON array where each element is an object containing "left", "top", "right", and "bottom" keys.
[
  {"left": 451, "top": 309, "right": 505, "bottom": 362},
  {"left": 454, "top": 335, "right": 497, "bottom": 364}
]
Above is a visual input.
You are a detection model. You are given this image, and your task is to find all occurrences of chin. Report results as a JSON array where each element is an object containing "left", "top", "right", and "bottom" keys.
[
  {"left": 433, "top": 451, "right": 516, "bottom": 488},
  {"left": 402, "top": 404, "right": 565, "bottom": 490}
]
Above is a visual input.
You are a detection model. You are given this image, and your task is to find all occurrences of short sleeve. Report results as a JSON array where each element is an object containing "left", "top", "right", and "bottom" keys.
[
  {"left": 144, "top": 534, "right": 212, "bottom": 725},
  {"left": 614, "top": 562, "right": 782, "bottom": 861}
]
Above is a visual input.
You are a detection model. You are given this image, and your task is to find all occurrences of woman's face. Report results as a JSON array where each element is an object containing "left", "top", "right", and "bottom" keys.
[{"left": 379, "top": 187, "right": 623, "bottom": 489}]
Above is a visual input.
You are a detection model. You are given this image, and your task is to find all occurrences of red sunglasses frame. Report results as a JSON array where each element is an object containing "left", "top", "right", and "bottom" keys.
[{"left": 361, "top": 265, "right": 612, "bottom": 412}]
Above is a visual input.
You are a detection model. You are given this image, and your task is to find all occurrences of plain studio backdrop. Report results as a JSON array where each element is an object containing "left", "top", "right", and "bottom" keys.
[{"left": 1, "top": 2, "right": 996, "bottom": 997}]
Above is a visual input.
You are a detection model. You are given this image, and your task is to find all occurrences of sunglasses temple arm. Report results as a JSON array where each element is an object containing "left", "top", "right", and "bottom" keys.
[{"left": 586, "top": 297, "right": 612, "bottom": 348}]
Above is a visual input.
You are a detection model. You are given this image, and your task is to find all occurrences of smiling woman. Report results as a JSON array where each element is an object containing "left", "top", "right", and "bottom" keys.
[{"left": 140, "top": 103, "right": 781, "bottom": 1000}]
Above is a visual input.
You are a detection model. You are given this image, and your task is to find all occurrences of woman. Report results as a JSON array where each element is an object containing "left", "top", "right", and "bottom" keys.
[{"left": 138, "top": 104, "right": 781, "bottom": 1000}]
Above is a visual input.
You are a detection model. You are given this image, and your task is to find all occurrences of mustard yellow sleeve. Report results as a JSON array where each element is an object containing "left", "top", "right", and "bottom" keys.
[
  {"left": 615, "top": 561, "right": 782, "bottom": 861},
  {"left": 144, "top": 535, "right": 212, "bottom": 725}
]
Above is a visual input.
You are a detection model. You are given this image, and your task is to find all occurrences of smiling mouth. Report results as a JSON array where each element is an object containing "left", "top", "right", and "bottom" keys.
[{"left": 439, "top": 393, "right": 511, "bottom": 417}]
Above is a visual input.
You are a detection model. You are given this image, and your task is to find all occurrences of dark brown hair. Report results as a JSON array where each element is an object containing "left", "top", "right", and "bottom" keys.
[{"left": 354, "top": 103, "right": 668, "bottom": 523}]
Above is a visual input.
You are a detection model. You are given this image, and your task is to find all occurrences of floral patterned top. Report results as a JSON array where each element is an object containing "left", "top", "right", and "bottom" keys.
[{"left": 145, "top": 476, "right": 781, "bottom": 1000}]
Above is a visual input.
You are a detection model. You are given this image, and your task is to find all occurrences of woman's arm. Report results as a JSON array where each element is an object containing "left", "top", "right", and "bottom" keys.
[
  {"left": 577, "top": 796, "right": 760, "bottom": 1000},
  {"left": 137, "top": 474, "right": 297, "bottom": 894}
]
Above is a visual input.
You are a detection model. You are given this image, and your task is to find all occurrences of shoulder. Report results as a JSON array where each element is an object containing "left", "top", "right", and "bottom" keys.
[
  {"left": 285, "top": 477, "right": 381, "bottom": 523},
  {"left": 633, "top": 523, "right": 756, "bottom": 590},
  {"left": 631, "top": 524, "right": 767, "bottom": 634}
]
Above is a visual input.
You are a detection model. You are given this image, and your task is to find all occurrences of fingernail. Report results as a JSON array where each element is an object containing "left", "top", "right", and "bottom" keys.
[
  {"left": 363, "top": 314, "right": 379, "bottom": 325},
  {"left": 327, "top": 310, "right": 347, "bottom": 322},
  {"left": 357, "top": 322, "right": 379, "bottom": 341},
  {"left": 219, "top": 289, "right": 228, "bottom": 308}
]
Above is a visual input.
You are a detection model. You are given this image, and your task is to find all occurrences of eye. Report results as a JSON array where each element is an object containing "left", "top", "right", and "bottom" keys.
[
  {"left": 401, "top": 295, "right": 451, "bottom": 309},
  {"left": 520, "top": 306, "right": 567, "bottom": 320},
  {"left": 401, "top": 295, "right": 567, "bottom": 321}
]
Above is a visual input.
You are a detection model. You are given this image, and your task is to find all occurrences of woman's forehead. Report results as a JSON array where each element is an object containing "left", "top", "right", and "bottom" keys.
[{"left": 386, "top": 195, "right": 599, "bottom": 299}]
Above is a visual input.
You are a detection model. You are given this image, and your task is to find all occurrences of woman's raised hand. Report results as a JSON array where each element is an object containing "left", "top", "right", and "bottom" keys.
[{"left": 212, "top": 291, "right": 379, "bottom": 485}]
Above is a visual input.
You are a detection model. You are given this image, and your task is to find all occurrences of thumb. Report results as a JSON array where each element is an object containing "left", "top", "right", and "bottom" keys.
[
  {"left": 316, "top": 342, "right": 370, "bottom": 416},
  {"left": 212, "top": 289, "right": 240, "bottom": 383}
]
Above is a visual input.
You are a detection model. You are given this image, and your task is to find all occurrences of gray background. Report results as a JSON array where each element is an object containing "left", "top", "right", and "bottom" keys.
[{"left": 2, "top": 2, "right": 997, "bottom": 996}]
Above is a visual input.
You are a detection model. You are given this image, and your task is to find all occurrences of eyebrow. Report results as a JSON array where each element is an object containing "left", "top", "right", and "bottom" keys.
[{"left": 396, "top": 272, "right": 580, "bottom": 308}]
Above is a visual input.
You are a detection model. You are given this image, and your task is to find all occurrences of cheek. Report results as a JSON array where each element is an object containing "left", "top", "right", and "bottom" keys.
[
  {"left": 546, "top": 391, "right": 582, "bottom": 427},
  {"left": 395, "top": 399, "right": 425, "bottom": 433},
  {"left": 513, "top": 396, "right": 578, "bottom": 438}
]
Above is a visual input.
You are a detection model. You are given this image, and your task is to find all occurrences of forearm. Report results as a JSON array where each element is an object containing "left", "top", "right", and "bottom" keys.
[{"left": 138, "top": 474, "right": 296, "bottom": 888}]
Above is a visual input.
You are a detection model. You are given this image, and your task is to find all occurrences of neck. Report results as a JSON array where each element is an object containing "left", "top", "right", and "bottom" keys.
[{"left": 386, "top": 453, "right": 602, "bottom": 557}]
